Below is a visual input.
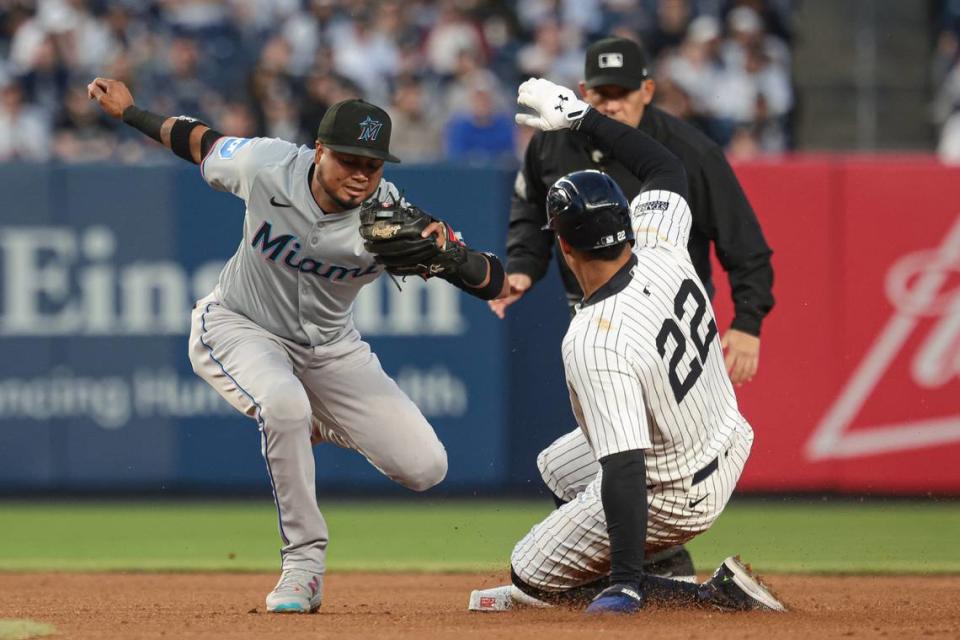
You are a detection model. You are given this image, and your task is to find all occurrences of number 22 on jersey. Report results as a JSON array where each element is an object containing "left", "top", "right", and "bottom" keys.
[{"left": 656, "top": 279, "right": 718, "bottom": 403}]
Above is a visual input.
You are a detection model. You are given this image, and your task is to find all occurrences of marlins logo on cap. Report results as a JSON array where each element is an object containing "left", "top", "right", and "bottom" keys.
[
  {"left": 358, "top": 116, "right": 383, "bottom": 142},
  {"left": 315, "top": 99, "right": 401, "bottom": 162}
]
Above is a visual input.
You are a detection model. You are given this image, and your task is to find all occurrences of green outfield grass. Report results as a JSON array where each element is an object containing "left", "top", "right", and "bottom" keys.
[{"left": 0, "top": 499, "right": 957, "bottom": 574}]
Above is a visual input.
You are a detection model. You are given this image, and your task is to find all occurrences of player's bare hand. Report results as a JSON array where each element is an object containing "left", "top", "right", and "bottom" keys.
[
  {"left": 87, "top": 77, "right": 134, "bottom": 120},
  {"left": 722, "top": 329, "right": 760, "bottom": 386},
  {"left": 421, "top": 221, "right": 448, "bottom": 249},
  {"left": 488, "top": 273, "right": 532, "bottom": 319}
]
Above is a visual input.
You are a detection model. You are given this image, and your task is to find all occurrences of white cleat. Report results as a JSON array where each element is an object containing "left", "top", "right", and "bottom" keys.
[
  {"left": 265, "top": 569, "right": 323, "bottom": 613},
  {"left": 468, "top": 585, "right": 552, "bottom": 611},
  {"left": 702, "top": 556, "right": 786, "bottom": 612}
]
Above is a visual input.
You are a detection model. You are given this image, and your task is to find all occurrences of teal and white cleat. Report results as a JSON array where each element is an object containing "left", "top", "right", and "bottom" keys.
[{"left": 265, "top": 569, "right": 322, "bottom": 613}]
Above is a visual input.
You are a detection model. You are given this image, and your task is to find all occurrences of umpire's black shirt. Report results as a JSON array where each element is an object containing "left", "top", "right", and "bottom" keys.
[{"left": 506, "top": 105, "right": 774, "bottom": 336}]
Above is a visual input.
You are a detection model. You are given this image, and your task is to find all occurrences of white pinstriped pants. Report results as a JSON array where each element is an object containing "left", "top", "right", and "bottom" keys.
[{"left": 511, "top": 424, "right": 753, "bottom": 591}]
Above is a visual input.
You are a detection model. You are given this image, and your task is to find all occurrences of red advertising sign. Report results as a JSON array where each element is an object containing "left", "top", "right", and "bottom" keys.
[{"left": 713, "top": 156, "right": 960, "bottom": 493}]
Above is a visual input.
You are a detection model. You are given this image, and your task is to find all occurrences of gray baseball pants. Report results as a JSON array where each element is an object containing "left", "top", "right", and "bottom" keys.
[{"left": 188, "top": 292, "right": 447, "bottom": 581}]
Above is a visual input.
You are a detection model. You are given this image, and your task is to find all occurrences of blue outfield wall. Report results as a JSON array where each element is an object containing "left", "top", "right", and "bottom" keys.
[{"left": 0, "top": 162, "right": 573, "bottom": 493}]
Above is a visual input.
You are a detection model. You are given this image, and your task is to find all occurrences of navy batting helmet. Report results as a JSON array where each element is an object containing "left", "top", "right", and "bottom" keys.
[{"left": 543, "top": 170, "right": 634, "bottom": 251}]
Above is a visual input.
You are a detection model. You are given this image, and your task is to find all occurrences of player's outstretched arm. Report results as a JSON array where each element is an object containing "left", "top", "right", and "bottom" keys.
[
  {"left": 490, "top": 136, "right": 552, "bottom": 318},
  {"left": 515, "top": 78, "right": 687, "bottom": 198},
  {"left": 359, "top": 199, "right": 509, "bottom": 300},
  {"left": 420, "top": 221, "right": 510, "bottom": 300},
  {"left": 450, "top": 250, "right": 510, "bottom": 300},
  {"left": 87, "top": 77, "right": 222, "bottom": 165}
]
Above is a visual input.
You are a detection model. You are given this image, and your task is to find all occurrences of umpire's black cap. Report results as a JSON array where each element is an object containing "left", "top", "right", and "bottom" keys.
[
  {"left": 544, "top": 170, "right": 634, "bottom": 251},
  {"left": 316, "top": 99, "right": 401, "bottom": 163},
  {"left": 584, "top": 37, "right": 650, "bottom": 90}
]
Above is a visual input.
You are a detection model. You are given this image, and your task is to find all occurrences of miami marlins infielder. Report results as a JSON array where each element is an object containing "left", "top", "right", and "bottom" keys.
[
  {"left": 87, "top": 77, "right": 508, "bottom": 614},
  {"left": 470, "top": 78, "right": 783, "bottom": 613}
]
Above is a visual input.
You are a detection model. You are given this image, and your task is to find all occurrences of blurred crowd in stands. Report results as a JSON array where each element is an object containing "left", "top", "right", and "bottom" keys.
[
  {"left": 935, "top": 0, "right": 960, "bottom": 163},
  {"left": 0, "top": 0, "right": 795, "bottom": 164}
]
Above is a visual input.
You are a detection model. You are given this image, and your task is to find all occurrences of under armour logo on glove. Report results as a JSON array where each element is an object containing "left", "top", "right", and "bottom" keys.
[{"left": 516, "top": 77, "right": 590, "bottom": 132}]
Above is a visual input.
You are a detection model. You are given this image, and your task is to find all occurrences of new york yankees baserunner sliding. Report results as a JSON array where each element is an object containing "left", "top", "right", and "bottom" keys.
[{"left": 469, "top": 77, "right": 785, "bottom": 615}]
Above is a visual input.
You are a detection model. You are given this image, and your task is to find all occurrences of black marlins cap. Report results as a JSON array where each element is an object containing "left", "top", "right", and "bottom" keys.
[
  {"left": 584, "top": 37, "right": 650, "bottom": 91},
  {"left": 316, "top": 99, "right": 401, "bottom": 163}
]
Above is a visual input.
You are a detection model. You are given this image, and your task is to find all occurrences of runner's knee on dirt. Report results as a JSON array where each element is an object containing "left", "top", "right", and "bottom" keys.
[{"left": 509, "top": 565, "right": 606, "bottom": 607}]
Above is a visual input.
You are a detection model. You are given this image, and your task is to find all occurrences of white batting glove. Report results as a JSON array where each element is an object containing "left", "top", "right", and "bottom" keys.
[{"left": 515, "top": 78, "right": 591, "bottom": 131}]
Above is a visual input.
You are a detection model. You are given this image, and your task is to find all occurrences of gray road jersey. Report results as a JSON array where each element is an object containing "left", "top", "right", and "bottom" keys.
[{"left": 202, "top": 136, "right": 397, "bottom": 346}]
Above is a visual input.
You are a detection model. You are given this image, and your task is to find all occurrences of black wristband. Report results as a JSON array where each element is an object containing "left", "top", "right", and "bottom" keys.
[
  {"left": 170, "top": 116, "right": 206, "bottom": 163},
  {"left": 121, "top": 105, "right": 165, "bottom": 143},
  {"left": 457, "top": 250, "right": 490, "bottom": 286},
  {"left": 200, "top": 128, "right": 224, "bottom": 159},
  {"left": 443, "top": 251, "right": 505, "bottom": 300},
  {"left": 474, "top": 252, "right": 506, "bottom": 299}
]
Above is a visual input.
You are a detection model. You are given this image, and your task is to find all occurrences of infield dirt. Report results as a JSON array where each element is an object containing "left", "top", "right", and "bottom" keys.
[{"left": 1, "top": 572, "right": 958, "bottom": 639}]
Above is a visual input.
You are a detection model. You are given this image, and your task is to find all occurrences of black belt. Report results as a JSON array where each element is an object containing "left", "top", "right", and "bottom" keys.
[
  {"left": 645, "top": 452, "right": 725, "bottom": 491},
  {"left": 691, "top": 456, "right": 719, "bottom": 486}
]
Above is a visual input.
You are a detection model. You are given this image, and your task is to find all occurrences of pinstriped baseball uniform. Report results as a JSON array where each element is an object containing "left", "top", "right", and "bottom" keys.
[
  {"left": 511, "top": 188, "right": 754, "bottom": 591},
  {"left": 186, "top": 136, "right": 447, "bottom": 588}
]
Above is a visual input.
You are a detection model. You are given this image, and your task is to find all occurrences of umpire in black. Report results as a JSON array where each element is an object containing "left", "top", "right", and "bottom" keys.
[{"left": 491, "top": 37, "right": 774, "bottom": 387}]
